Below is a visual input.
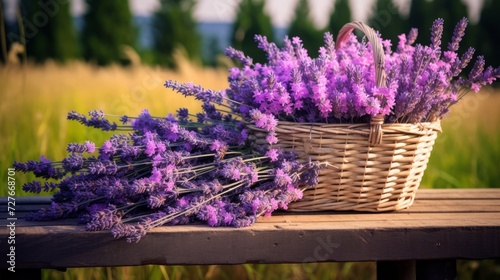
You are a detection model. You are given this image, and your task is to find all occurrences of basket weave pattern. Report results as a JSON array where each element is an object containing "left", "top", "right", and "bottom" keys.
[{"left": 249, "top": 121, "right": 441, "bottom": 212}]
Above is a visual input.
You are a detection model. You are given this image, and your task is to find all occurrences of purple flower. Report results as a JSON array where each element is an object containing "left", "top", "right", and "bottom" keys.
[
  {"left": 14, "top": 156, "right": 60, "bottom": 179},
  {"left": 165, "top": 80, "right": 224, "bottom": 104},
  {"left": 144, "top": 140, "right": 157, "bottom": 157},
  {"left": 210, "top": 140, "right": 228, "bottom": 160},
  {"left": 273, "top": 169, "right": 292, "bottom": 187},
  {"left": 25, "top": 202, "right": 66, "bottom": 221},
  {"left": 197, "top": 204, "right": 219, "bottom": 226},
  {"left": 68, "top": 110, "right": 117, "bottom": 131},
  {"left": 100, "top": 140, "right": 117, "bottom": 157},
  {"left": 86, "top": 212, "right": 122, "bottom": 231},
  {"left": 372, "top": 86, "right": 396, "bottom": 115},
  {"left": 407, "top": 28, "right": 418, "bottom": 45},
  {"left": 250, "top": 109, "right": 278, "bottom": 132},
  {"left": 224, "top": 47, "right": 253, "bottom": 66},
  {"left": 177, "top": 108, "right": 189, "bottom": 121},
  {"left": 111, "top": 222, "right": 147, "bottom": 243},
  {"left": 22, "top": 181, "right": 42, "bottom": 193},
  {"left": 62, "top": 154, "right": 84, "bottom": 172},
  {"left": 265, "top": 149, "right": 279, "bottom": 162},
  {"left": 152, "top": 151, "right": 185, "bottom": 168},
  {"left": 85, "top": 141, "right": 96, "bottom": 153},
  {"left": 430, "top": 18, "right": 444, "bottom": 50},
  {"left": 67, "top": 141, "right": 96, "bottom": 154},
  {"left": 120, "top": 115, "right": 129, "bottom": 124},
  {"left": 149, "top": 167, "right": 163, "bottom": 183},
  {"left": 448, "top": 18, "right": 468, "bottom": 52},
  {"left": 147, "top": 195, "right": 166, "bottom": 209},
  {"left": 87, "top": 160, "right": 118, "bottom": 175},
  {"left": 232, "top": 217, "right": 255, "bottom": 228},
  {"left": 121, "top": 145, "right": 141, "bottom": 162}
]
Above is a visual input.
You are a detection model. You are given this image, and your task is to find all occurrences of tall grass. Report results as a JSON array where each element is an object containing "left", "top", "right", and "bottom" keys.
[
  {"left": 422, "top": 87, "right": 500, "bottom": 188},
  {"left": 0, "top": 59, "right": 227, "bottom": 195},
  {"left": 40, "top": 263, "right": 376, "bottom": 280},
  {"left": 1, "top": 61, "right": 499, "bottom": 279}
]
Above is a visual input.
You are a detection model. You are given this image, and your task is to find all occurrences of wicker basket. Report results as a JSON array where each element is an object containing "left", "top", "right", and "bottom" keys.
[{"left": 248, "top": 22, "right": 442, "bottom": 212}]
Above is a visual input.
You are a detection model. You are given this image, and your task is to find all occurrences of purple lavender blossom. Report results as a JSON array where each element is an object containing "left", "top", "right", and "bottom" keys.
[
  {"left": 224, "top": 47, "right": 253, "bottom": 66},
  {"left": 111, "top": 222, "right": 147, "bottom": 243},
  {"left": 62, "top": 153, "right": 84, "bottom": 172},
  {"left": 430, "top": 18, "right": 444, "bottom": 50},
  {"left": 68, "top": 110, "right": 117, "bottom": 131},
  {"left": 177, "top": 108, "right": 189, "bottom": 121},
  {"left": 87, "top": 160, "right": 118, "bottom": 175},
  {"left": 265, "top": 149, "right": 280, "bottom": 162},
  {"left": 448, "top": 18, "right": 468, "bottom": 52},
  {"left": 22, "top": 181, "right": 42, "bottom": 193},
  {"left": 67, "top": 141, "right": 96, "bottom": 154},
  {"left": 25, "top": 202, "right": 66, "bottom": 221},
  {"left": 210, "top": 139, "right": 228, "bottom": 160},
  {"left": 407, "top": 28, "right": 418, "bottom": 45},
  {"left": 14, "top": 155, "right": 61, "bottom": 179},
  {"left": 165, "top": 80, "right": 224, "bottom": 104}
]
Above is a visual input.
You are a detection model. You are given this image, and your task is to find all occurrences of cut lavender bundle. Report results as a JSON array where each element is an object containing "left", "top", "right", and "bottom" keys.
[
  {"left": 165, "top": 18, "right": 499, "bottom": 143},
  {"left": 16, "top": 108, "right": 324, "bottom": 243}
]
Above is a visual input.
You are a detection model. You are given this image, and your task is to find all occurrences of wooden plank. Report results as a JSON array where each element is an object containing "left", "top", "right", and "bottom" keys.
[
  {"left": 0, "top": 196, "right": 52, "bottom": 220},
  {"left": 0, "top": 196, "right": 52, "bottom": 204},
  {"left": 6, "top": 212, "right": 500, "bottom": 229},
  {"left": 403, "top": 204, "right": 500, "bottom": 213},
  {"left": 9, "top": 197, "right": 495, "bottom": 218},
  {"left": 415, "top": 188, "right": 500, "bottom": 199},
  {"left": 0, "top": 189, "right": 499, "bottom": 269},
  {"left": 2, "top": 189, "right": 498, "bottom": 206},
  {"left": 0, "top": 219, "right": 498, "bottom": 268},
  {"left": 256, "top": 212, "right": 500, "bottom": 224},
  {"left": 2, "top": 190, "right": 499, "bottom": 215}
]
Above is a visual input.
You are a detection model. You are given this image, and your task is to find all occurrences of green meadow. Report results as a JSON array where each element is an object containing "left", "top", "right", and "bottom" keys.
[{"left": 1, "top": 61, "right": 499, "bottom": 279}]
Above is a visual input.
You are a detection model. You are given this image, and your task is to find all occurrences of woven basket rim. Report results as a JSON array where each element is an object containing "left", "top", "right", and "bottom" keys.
[{"left": 247, "top": 120, "right": 442, "bottom": 136}]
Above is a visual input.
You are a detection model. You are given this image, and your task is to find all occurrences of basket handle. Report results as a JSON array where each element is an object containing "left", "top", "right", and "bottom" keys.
[{"left": 336, "top": 22, "right": 386, "bottom": 145}]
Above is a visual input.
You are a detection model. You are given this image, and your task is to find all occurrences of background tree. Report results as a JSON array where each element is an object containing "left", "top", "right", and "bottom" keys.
[
  {"left": 152, "top": 0, "right": 201, "bottom": 68},
  {"left": 408, "top": 0, "right": 468, "bottom": 47},
  {"left": 82, "top": 0, "right": 135, "bottom": 66},
  {"left": 407, "top": 0, "right": 433, "bottom": 44},
  {"left": 1, "top": 1, "right": 10, "bottom": 64},
  {"left": 433, "top": 0, "right": 468, "bottom": 50},
  {"left": 326, "top": 0, "right": 351, "bottom": 36},
  {"left": 287, "top": 0, "right": 324, "bottom": 56},
  {"left": 19, "top": 0, "right": 78, "bottom": 63},
  {"left": 368, "top": 0, "right": 407, "bottom": 42},
  {"left": 477, "top": 0, "right": 500, "bottom": 67},
  {"left": 230, "top": 0, "right": 274, "bottom": 64}
]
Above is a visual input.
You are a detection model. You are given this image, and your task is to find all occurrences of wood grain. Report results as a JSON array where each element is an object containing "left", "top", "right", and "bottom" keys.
[{"left": 0, "top": 189, "right": 499, "bottom": 269}]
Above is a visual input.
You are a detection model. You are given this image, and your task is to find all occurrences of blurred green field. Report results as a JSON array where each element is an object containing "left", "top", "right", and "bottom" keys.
[{"left": 1, "top": 61, "right": 499, "bottom": 279}]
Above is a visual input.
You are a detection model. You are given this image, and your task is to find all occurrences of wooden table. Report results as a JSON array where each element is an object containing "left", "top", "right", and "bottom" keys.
[{"left": 1, "top": 188, "right": 499, "bottom": 279}]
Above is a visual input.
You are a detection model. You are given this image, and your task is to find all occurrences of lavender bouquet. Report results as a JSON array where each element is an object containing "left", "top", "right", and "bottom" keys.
[
  {"left": 163, "top": 18, "right": 500, "bottom": 212},
  {"left": 15, "top": 107, "right": 323, "bottom": 243},
  {"left": 165, "top": 18, "right": 498, "bottom": 144}
]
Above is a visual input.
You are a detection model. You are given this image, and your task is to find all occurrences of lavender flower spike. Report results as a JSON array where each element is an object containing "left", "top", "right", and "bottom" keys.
[
  {"left": 165, "top": 80, "right": 224, "bottom": 104},
  {"left": 430, "top": 18, "right": 444, "bottom": 49},
  {"left": 407, "top": 28, "right": 418, "bottom": 45},
  {"left": 448, "top": 17, "right": 468, "bottom": 52},
  {"left": 224, "top": 47, "right": 253, "bottom": 66}
]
